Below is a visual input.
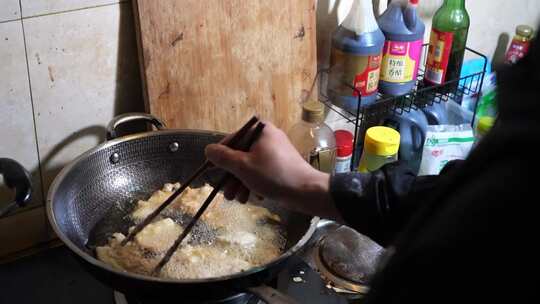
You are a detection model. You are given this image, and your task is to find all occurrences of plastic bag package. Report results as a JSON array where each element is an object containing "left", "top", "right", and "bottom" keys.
[{"left": 418, "top": 124, "right": 474, "bottom": 176}]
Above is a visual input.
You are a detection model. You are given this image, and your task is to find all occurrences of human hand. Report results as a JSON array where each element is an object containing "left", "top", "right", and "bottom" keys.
[{"left": 205, "top": 121, "right": 339, "bottom": 218}]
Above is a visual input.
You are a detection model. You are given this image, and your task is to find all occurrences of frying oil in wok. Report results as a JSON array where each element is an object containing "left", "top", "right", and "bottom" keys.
[{"left": 89, "top": 183, "right": 286, "bottom": 279}]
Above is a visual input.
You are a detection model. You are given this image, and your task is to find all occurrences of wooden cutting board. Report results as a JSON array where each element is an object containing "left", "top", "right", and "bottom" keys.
[{"left": 133, "top": 0, "right": 317, "bottom": 132}]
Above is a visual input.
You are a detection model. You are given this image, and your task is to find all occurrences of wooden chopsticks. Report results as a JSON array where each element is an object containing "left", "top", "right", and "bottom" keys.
[
  {"left": 117, "top": 115, "right": 265, "bottom": 274},
  {"left": 120, "top": 116, "right": 259, "bottom": 247},
  {"left": 153, "top": 121, "right": 265, "bottom": 274}
]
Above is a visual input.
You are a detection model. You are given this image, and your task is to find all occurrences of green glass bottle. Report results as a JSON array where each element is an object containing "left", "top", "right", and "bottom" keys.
[{"left": 424, "top": 0, "right": 470, "bottom": 87}]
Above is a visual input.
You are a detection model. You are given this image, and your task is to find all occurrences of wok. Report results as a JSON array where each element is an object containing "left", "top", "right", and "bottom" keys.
[{"left": 46, "top": 113, "right": 318, "bottom": 303}]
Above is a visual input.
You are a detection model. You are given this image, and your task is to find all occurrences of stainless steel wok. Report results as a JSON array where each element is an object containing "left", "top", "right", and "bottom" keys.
[{"left": 46, "top": 113, "right": 318, "bottom": 303}]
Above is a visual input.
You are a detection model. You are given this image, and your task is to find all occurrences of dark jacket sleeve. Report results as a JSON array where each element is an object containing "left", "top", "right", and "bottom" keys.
[{"left": 330, "top": 160, "right": 463, "bottom": 246}]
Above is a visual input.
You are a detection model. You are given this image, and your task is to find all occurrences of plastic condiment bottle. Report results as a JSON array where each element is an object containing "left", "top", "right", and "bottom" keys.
[
  {"left": 475, "top": 116, "right": 495, "bottom": 143},
  {"left": 358, "top": 126, "right": 400, "bottom": 173},
  {"left": 505, "top": 25, "right": 534, "bottom": 64},
  {"left": 288, "top": 101, "right": 337, "bottom": 173},
  {"left": 334, "top": 130, "right": 354, "bottom": 173},
  {"left": 328, "top": 0, "right": 385, "bottom": 112},
  {"left": 378, "top": 0, "right": 425, "bottom": 96},
  {"left": 422, "top": 102, "right": 449, "bottom": 125},
  {"left": 383, "top": 108, "right": 428, "bottom": 174}
]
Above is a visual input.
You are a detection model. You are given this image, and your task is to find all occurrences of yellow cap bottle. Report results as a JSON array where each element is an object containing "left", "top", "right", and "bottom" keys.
[{"left": 358, "top": 126, "right": 400, "bottom": 173}]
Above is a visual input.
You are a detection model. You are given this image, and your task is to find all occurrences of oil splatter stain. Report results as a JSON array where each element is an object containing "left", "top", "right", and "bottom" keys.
[
  {"left": 158, "top": 81, "right": 170, "bottom": 99},
  {"left": 171, "top": 32, "right": 184, "bottom": 47},
  {"left": 48, "top": 66, "right": 55, "bottom": 82},
  {"left": 302, "top": 69, "right": 311, "bottom": 80},
  {"left": 294, "top": 25, "right": 305, "bottom": 40}
]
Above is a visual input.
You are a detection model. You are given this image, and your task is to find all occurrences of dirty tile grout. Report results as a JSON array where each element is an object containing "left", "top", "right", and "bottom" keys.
[
  {"left": 18, "top": 0, "right": 45, "bottom": 208},
  {"left": 0, "top": 18, "right": 22, "bottom": 25},
  {"left": 19, "top": 0, "right": 129, "bottom": 21},
  {"left": 22, "top": 1, "right": 145, "bottom": 206}
]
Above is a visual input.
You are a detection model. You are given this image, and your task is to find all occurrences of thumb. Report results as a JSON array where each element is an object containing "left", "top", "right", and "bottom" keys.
[{"left": 205, "top": 144, "right": 248, "bottom": 174}]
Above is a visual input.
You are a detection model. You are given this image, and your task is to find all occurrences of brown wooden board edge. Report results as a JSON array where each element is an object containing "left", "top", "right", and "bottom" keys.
[{"left": 132, "top": 0, "right": 151, "bottom": 113}]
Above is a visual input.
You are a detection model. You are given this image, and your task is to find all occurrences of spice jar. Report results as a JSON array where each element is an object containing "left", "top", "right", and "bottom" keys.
[{"left": 334, "top": 130, "right": 354, "bottom": 173}]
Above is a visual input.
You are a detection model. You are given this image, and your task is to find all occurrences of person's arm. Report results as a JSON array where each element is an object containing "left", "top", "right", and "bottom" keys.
[
  {"left": 331, "top": 160, "right": 463, "bottom": 245},
  {"left": 204, "top": 122, "right": 461, "bottom": 245},
  {"left": 204, "top": 122, "right": 339, "bottom": 219}
]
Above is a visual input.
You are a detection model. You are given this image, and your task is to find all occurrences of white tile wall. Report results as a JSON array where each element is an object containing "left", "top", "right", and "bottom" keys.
[
  {"left": 0, "top": 0, "right": 21, "bottom": 22},
  {"left": 419, "top": 1, "right": 540, "bottom": 60},
  {"left": 1, "top": 1, "right": 142, "bottom": 256},
  {"left": 466, "top": 0, "right": 540, "bottom": 64},
  {"left": 24, "top": 2, "right": 142, "bottom": 190},
  {"left": 20, "top": 0, "right": 122, "bottom": 17},
  {"left": 0, "top": 20, "right": 43, "bottom": 208}
]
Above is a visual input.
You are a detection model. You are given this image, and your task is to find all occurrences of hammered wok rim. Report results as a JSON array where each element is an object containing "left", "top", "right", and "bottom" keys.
[{"left": 46, "top": 128, "right": 320, "bottom": 285}]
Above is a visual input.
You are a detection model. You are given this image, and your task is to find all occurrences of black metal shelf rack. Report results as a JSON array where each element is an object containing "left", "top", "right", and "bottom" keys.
[{"left": 318, "top": 44, "right": 488, "bottom": 169}]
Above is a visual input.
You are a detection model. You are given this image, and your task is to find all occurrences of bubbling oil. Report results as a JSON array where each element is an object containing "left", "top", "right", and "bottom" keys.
[{"left": 96, "top": 183, "right": 286, "bottom": 279}]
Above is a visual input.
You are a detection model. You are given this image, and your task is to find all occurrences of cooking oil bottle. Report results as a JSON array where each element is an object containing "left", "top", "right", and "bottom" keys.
[{"left": 288, "top": 101, "right": 337, "bottom": 173}]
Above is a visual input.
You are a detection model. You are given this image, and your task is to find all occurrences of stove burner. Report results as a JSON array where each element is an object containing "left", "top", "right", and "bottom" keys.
[
  {"left": 314, "top": 225, "right": 384, "bottom": 294},
  {"left": 114, "top": 291, "right": 261, "bottom": 304}
]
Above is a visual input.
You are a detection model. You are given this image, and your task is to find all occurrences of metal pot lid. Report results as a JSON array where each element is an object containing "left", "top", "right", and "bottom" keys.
[{"left": 318, "top": 226, "right": 384, "bottom": 285}]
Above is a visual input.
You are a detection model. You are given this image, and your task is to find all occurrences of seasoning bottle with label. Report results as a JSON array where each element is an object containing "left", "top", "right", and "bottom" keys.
[
  {"left": 328, "top": 0, "right": 385, "bottom": 112},
  {"left": 288, "top": 101, "right": 337, "bottom": 173},
  {"left": 378, "top": 0, "right": 425, "bottom": 96},
  {"left": 334, "top": 130, "right": 354, "bottom": 173},
  {"left": 423, "top": 0, "right": 470, "bottom": 88},
  {"left": 505, "top": 25, "right": 534, "bottom": 65}
]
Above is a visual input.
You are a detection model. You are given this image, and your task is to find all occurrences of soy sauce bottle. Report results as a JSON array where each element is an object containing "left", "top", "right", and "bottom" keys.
[
  {"left": 328, "top": 0, "right": 385, "bottom": 112},
  {"left": 378, "top": 0, "right": 425, "bottom": 97}
]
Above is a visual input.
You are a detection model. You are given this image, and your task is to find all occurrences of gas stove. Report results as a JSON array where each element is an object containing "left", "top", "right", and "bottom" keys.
[
  {"left": 114, "top": 291, "right": 261, "bottom": 304},
  {"left": 0, "top": 220, "right": 383, "bottom": 304}
]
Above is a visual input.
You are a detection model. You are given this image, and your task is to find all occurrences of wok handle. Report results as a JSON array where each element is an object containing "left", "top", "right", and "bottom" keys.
[
  {"left": 0, "top": 158, "right": 32, "bottom": 217},
  {"left": 106, "top": 112, "right": 166, "bottom": 140},
  {"left": 246, "top": 285, "right": 299, "bottom": 304}
]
